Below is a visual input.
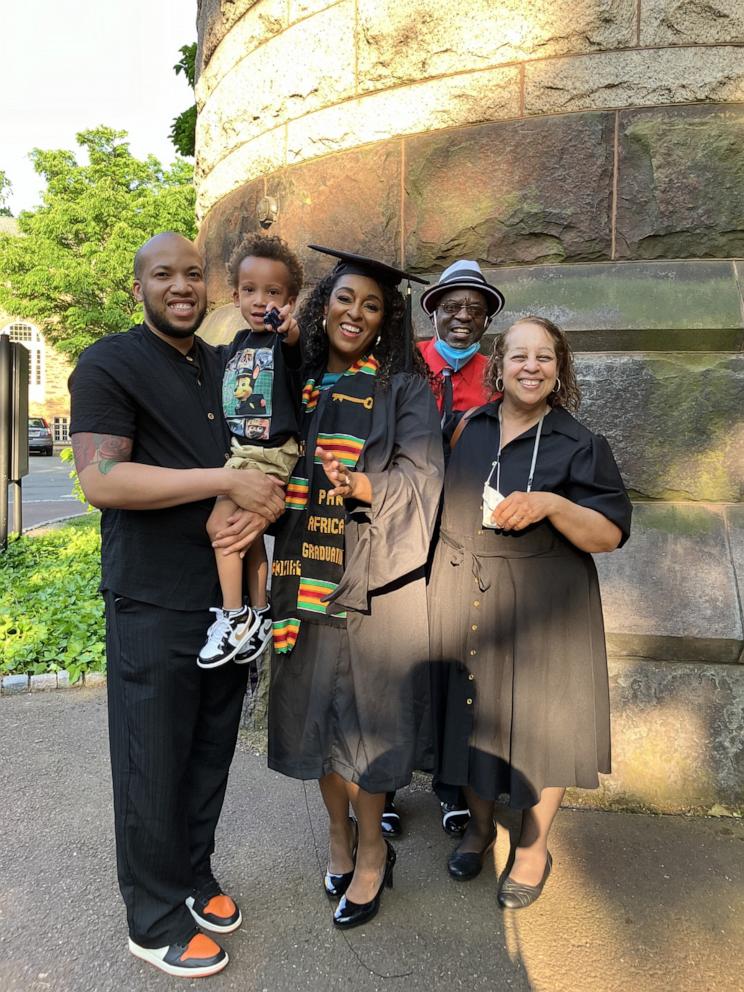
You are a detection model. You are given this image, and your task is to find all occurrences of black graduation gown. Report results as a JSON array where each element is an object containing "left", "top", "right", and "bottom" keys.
[{"left": 268, "top": 373, "right": 444, "bottom": 793}]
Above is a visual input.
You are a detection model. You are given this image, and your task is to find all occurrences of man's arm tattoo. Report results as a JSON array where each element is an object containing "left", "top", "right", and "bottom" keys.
[{"left": 72, "top": 433, "right": 133, "bottom": 475}]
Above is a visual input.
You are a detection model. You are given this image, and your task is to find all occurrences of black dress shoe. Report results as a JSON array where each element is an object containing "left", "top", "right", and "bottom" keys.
[
  {"left": 381, "top": 794, "right": 402, "bottom": 837},
  {"left": 324, "top": 818, "right": 358, "bottom": 898},
  {"left": 440, "top": 801, "right": 471, "bottom": 836},
  {"left": 447, "top": 831, "right": 496, "bottom": 881},
  {"left": 333, "top": 841, "right": 396, "bottom": 929},
  {"left": 498, "top": 851, "right": 552, "bottom": 909}
]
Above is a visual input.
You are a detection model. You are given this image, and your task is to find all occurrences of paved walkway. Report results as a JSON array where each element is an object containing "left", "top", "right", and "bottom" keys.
[{"left": 1, "top": 689, "right": 742, "bottom": 992}]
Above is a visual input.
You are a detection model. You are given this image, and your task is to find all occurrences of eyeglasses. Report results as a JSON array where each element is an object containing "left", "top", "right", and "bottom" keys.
[{"left": 438, "top": 300, "right": 487, "bottom": 319}]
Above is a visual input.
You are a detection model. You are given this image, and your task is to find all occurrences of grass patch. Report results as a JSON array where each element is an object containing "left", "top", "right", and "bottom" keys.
[{"left": 0, "top": 515, "right": 104, "bottom": 682}]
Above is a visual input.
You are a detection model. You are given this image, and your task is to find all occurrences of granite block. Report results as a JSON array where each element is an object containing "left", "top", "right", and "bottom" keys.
[
  {"left": 2, "top": 675, "right": 29, "bottom": 695},
  {"left": 595, "top": 503, "right": 743, "bottom": 664},
  {"left": 404, "top": 114, "right": 614, "bottom": 269},
  {"left": 616, "top": 105, "right": 744, "bottom": 260}
]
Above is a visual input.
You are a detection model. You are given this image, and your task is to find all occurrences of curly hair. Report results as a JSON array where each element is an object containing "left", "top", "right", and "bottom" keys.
[
  {"left": 297, "top": 271, "right": 429, "bottom": 389},
  {"left": 484, "top": 315, "right": 581, "bottom": 412},
  {"left": 226, "top": 233, "right": 304, "bottom": 297}
]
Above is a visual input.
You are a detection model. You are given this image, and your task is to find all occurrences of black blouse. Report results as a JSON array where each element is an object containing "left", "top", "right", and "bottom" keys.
[{"left": 442, "top": 401, "right": 632, "bottom": 546}]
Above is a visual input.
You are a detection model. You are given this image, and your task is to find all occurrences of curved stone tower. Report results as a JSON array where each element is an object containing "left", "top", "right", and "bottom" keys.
[{"left": 195, "top": 0, "right": 744, "bottom": 814}]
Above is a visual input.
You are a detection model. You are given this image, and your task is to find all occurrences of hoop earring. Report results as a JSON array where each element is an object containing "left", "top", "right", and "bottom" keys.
[
  {"left": 375, "top": 335, "right": 381, "bottom": 346},
  {"left": 495, "top": 376, "right": 504, "bottom": 392},
  {"left": 553, "top": 377, "right": 561, "bottom": 393},
  {"left": 321, "top": 317, "right": 327, "bottom": 333}
]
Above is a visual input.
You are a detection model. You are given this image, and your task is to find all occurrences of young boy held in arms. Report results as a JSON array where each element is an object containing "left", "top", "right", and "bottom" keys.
[{"left": 198, "top": 235, "right": 303, "bottom": 668}]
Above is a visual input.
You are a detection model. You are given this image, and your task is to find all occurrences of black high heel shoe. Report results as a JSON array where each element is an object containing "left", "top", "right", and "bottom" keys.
[
  {"left": 332, "top": 840, "right": 396, "bottom": 929},
  {"left": 324, "top": 818, "right": 358, "bottom": 898}
]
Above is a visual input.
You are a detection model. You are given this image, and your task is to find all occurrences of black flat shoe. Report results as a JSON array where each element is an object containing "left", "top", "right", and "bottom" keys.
[
  {"left": 498, "top": 851, "right": 553, "bottom": 909},
  {"left": 447, "top": 831, "right": 496, "bottom": 881},
  {"left": 440, "top": 801, "right": 471, "bottom": 836},
  {"left": 333, "top": 841, "right": 396, "bottom": 929},
  {"left": 381, "top": 794, "right": 402, "bottom": 837},
  {"left": 324, "top": 818, "right": 358, "bottom": 898}
]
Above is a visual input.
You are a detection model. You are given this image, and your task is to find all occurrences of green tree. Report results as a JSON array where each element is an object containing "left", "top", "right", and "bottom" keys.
[
  {"left": 170, "top": 43, "right": 197, "bottom": 158},
  {"left": 0, "top": 127, "right": 196, "bottom": 360},
  {"left": 0, "top": 170, "right": 12, "bottom": 216}
]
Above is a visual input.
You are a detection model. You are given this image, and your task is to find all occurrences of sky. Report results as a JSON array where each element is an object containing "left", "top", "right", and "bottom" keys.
[{"left": 1, "top": 1, "right": 198, "bottom": 214}]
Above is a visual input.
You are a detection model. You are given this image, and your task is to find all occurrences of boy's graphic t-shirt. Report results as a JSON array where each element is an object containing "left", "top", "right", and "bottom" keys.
[{"left": 222, "top": 329, "right": 302, "bottom": 447}]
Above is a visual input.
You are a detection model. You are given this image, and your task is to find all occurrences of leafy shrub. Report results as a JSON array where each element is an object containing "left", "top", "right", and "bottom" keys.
[
  {"left": 0, "top": 516, "right": 104, "bottom": 682},
  {"left": 59, "top": 446, "right": 95, "bottom": 510}
]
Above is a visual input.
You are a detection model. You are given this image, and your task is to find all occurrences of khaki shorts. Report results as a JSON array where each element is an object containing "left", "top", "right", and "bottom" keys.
[{"left": 224, "top": 435, "right": 300, "bottom": 484}]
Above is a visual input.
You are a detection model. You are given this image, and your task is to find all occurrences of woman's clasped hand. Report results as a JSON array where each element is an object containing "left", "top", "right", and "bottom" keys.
[{"left": 489, "top": 489, "right": 556, "bottom": 530}]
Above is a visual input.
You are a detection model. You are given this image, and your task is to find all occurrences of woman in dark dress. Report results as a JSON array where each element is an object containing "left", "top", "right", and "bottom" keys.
[
  {"left": 268, "top": 247, "right": 443, "bottom": 928},
  {"left": 430, "top": 315, "right": 631, "bottom": 909}
]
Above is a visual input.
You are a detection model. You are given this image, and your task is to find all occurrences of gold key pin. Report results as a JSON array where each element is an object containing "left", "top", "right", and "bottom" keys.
[{"left": 331, "top": 393, "right": 374, "bottom": 410}]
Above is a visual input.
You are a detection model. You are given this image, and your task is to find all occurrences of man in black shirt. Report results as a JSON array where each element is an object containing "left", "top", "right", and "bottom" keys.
[{"left": 69, "top": 232, "right": 285, "bottom": 979}]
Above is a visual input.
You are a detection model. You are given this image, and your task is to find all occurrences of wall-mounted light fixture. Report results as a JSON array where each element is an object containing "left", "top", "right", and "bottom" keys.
[{"left": 257, "top": 195, "right": 278, "bottom": 229}]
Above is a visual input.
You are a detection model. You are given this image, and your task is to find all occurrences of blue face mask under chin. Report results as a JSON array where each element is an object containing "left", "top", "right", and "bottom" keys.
[{"left": 434, "top": 338, "right": 480, "bottom": 372}]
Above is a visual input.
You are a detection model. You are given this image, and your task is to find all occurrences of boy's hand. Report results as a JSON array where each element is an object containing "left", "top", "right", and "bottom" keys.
[{"left": 267, "top": 303, "right": 299, "bottom": 346}]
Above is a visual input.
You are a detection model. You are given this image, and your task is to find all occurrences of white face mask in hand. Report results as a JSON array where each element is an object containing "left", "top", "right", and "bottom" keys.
[
  {"left": 482, "top": 481, "right": 504, "bottom": 529},
  {"left": 481, "top": 408, "right": 545, "bottom": 530}
]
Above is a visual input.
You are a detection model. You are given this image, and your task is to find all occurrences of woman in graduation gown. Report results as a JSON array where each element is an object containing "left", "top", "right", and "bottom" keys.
[
  {"left": 268, "top": 246, "right": 443, "bottom": 928},
  {"left": 430, "top": 315, "right": 631, "bottom": 909}
]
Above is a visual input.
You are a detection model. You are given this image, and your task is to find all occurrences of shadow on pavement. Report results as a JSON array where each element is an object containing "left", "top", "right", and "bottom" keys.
[{"left": 1, "top": 689, "right": 742, "bottom": 992}]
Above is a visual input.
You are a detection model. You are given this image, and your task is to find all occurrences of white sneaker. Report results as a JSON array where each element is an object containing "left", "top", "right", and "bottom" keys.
[
  {"left": 197, "top": 607, "right": 258, "bottom": 669},
  {"left": 128, "top": 933, "right": 228, "bottom": 978},
  {"left": 235, "top": 609, "right": 272, "bottom": 665}
]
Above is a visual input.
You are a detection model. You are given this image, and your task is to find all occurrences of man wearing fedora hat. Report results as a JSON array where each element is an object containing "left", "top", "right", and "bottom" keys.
[
  {"left": 418, "top": 259, "right": 506, "bottom": 439},
  {"left": 418, "top": 259, "right": 505, "bottom": 836}
]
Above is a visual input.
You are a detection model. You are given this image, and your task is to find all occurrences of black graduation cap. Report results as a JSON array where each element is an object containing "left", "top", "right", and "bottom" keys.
[{"left": 308, "top": 244, "right": 429, "bottom": 371}]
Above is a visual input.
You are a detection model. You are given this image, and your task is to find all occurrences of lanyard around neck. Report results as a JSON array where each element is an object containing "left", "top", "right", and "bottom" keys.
[{"left": 485, "top": 405, "right": 544, "bottom": 494}]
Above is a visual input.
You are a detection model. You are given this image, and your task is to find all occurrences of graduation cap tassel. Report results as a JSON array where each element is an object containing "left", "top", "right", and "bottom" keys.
[{"left": 405, "top": 281, "right": 413, "bottom": 373}]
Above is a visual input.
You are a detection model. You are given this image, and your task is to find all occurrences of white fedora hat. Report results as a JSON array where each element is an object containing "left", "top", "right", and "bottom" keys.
[{"left": 420, "top": 260, "right": 505, "bottom": 317}]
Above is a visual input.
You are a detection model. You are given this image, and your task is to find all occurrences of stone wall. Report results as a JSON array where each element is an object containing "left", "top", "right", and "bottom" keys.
[
  {"left": 195, "top": 0, "right": 744, "bottom": 814},
  {"left": 195, "top": 0, "right": 744, "bottom": 221}
]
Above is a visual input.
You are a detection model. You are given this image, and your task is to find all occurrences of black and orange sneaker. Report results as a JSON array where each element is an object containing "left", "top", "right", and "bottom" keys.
[
  {"left": 186, "top": 885, "right": 242, "bottom": 934},
  {"left": 128, "top": 932, "right": 228, "bottom": 978}
]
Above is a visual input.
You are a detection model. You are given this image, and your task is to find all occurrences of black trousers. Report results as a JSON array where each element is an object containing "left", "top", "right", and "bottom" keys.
[{"left": 104, "top": 593, "right": 249, "bottom": 948}]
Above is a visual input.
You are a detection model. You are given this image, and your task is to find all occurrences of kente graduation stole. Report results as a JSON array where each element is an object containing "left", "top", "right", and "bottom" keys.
[{"left": 271, "top": 355, "right": 379, "bottom": 653}]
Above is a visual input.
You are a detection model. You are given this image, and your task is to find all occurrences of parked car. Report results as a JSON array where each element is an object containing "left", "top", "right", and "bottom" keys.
[{"left": 28, "top": 417, "right": 54, "bottom": 456}]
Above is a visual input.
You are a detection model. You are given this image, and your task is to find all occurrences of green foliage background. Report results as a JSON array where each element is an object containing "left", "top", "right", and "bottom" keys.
[
  {"left": 0, "top": 169, "right": 12, "bottom": 216},
  {"left": 0, "top": 517, "right": 105, "bottom": 683},
  {"left": 170, "top": 44, "right": 197, "bottom": 158},
  {"left": 0, "top": 126, "right": 196, "bottom": 361}
]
